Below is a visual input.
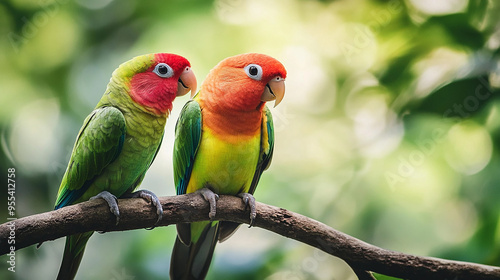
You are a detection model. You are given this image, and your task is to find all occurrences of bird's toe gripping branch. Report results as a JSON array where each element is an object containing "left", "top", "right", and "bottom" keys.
[
  {"left": 196, "top": 188, "right": 219, "bottom": 220},
  {"left": 238, "top": 193, "right": 256, "bottom": 227},
  {"left": 90, "top": 191, "right": 120, "bottom": 225},
  {"left": 122, "top": 189, "right": 164, "bottom": 228}
]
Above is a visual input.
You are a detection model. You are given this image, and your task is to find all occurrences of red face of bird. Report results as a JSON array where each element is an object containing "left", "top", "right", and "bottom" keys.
[
  {"left": 201, "top": 53, "right": 287, "bottom": 112},
  {"left": 127, "top": 53, "right": 197, "bottom": 115}
]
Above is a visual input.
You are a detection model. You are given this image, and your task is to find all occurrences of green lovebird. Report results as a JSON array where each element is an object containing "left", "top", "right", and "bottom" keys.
[
  {"left": 170, "top": 53, "right": 287, "bottom": 279},
  {"left": 54, "top": 53, "right": 196, "bottom": 280}
]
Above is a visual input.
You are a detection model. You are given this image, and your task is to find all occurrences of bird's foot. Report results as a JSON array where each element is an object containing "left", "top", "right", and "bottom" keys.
[
  {"left": 196, "top": 188, "right": 219, "bottom": 220},
  {"left": 238, "top": 193, "right": 256, "bottom": 227},
  {"left": 90, "top": 191, "right": 120, "bottom": 226},
  {"left": 122, "top": 189, "right": 163, "bottom": 229}
]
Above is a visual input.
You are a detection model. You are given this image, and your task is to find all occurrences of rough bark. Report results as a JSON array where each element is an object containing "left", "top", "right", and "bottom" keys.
[{"left": 0, "top": 194, "right": 499, "bottom": 279}]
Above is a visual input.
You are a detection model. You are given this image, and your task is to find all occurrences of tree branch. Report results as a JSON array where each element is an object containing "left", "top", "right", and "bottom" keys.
[{"left": 1, "top": 194, "right": 499, "bottom": 279}]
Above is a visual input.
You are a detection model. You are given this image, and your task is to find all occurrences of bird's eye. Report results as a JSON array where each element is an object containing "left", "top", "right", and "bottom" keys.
[
  {"left": 153, "top": 63, "right": 174, "bottom": 78},
  {"left": 244, "top": 64, "right": 263, "bottom": 81}
]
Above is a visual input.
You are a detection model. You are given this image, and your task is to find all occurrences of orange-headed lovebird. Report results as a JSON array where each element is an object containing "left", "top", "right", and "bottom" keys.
[
  {"left": 54, "top": 53, "right": 196, "bottom": 280},
  {"left": 170, "top": 53, "right": 286, "bottom": 279}
]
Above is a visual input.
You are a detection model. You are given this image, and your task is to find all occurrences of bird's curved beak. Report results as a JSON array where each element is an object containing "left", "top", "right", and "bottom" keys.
[
  {"left": 261, "top": 77, "right": 285, "bottom": 107},
  {"left": 177, "top": 67, "right": 197, "bottom": 97}
]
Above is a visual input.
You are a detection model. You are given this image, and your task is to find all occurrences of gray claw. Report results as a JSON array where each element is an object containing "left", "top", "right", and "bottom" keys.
[
  {"left": 122, "top": 189, "right": 163, "bottom": 229},
  {"left": 238, "top": 193, "right": 256, "bottom": 227},
  {"left": 90, "top": 191, "right": 120, "bottom": 225},
  {"left": 197, "top": 188, "right": 219, "bottom": 220}
]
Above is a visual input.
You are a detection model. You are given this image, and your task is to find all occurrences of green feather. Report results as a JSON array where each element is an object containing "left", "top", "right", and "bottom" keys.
[
  {"left": 170, "top": 99, "right": 275, "bottom": 278},
  {"left": 173, "top": 100, "right": 202, "bottom": 196},
  {"left": 249, "top": 105, "right": 275, "bottom": 195},
  {"left": 55, "top": 53, "right": 167, "bottom": 280},
  {"left": 55, "top": 107, "right": 126, "bottom": 209}
]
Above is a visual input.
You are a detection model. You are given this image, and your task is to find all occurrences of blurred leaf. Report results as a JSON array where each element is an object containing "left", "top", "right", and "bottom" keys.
[
  {"left": 423, "top": 14, "right": 485, "bottom": 50},
  {"left": 379, "top": 51, "right": 417, "bottom": 93},
  {"left": 408, "top": 76, "right": 499, "bottom": 119},
  {"left": 467, "top": 0, "right": 488, "bottom": 23}
]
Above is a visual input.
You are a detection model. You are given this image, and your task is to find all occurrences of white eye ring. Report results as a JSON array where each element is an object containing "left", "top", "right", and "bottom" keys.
[
  {"left": 153, "top": 63, "right": 174, "bottom": 78},
  {"left": 244, "top": 64, "right": 263, "bottom": 81}
]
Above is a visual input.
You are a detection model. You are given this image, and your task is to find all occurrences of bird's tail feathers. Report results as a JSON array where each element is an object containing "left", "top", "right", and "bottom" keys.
[
  {"left": 56, "top": 231, "right": 93, "bottom": 280},
  {"left": 170, "top": 222, "right": 219, "bottom": 280}
]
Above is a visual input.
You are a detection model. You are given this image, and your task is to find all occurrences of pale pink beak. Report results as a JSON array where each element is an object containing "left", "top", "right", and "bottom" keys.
[
  {"left": 261, "top": 76, "right": 285, "bottom": 107},
  {"left": 177, "top": 66, "right": 197, "bottom": 97}
]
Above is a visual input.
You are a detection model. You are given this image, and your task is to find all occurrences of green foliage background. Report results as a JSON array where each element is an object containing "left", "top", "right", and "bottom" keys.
[{"left": 1, "top": 0, "right": 500, "bottom": 279}]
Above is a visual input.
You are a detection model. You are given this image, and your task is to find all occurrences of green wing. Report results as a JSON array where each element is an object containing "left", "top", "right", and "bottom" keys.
[
  {"left": 248, "top": 105, "right": 275, "bottom": 194},
  {"left": 173, "top": 100, "right": 202, "bottom": 195},
  {"left": 55, "top": 107, "right": 126, "bottom": 209}
]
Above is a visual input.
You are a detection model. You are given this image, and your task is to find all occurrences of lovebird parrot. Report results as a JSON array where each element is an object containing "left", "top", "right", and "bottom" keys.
[
  {"left": 54, "top": 53, "right": 196, "bottom": 280},
  {"left": 170, "top": 53, "right": 286, "bottom": 279}
]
